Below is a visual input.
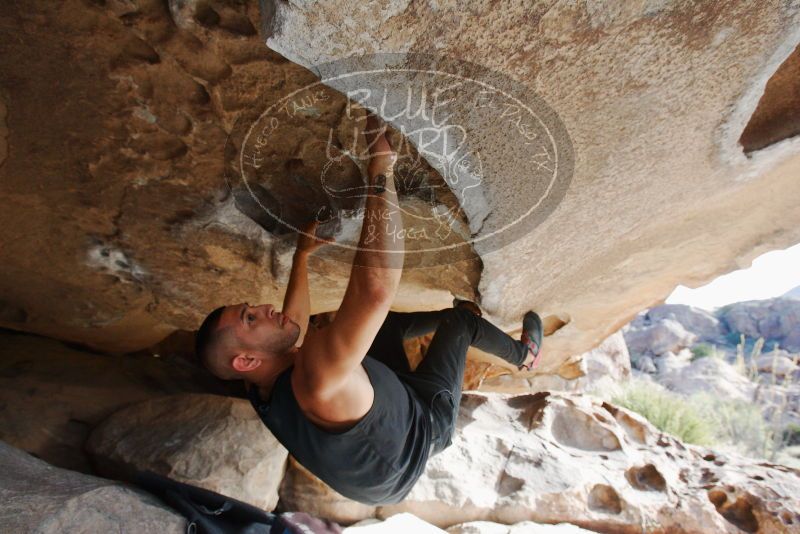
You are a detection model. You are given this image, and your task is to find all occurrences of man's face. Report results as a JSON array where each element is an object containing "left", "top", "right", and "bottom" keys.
[{"left": 218, "top": 302, "right": 301, "bottom": 361}]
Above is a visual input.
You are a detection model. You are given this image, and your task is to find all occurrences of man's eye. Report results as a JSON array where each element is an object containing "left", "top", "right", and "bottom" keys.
[{"left": 247, "top": 313, "right": 255, "bottom": 323}]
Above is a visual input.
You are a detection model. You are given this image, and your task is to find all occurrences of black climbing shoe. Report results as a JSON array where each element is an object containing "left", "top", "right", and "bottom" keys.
[
  {"left": 452, "top": 297, "right": 482, "bottom": 317},
  {"left": 518, "top": 311, "right": 543, "bottom": 372}
]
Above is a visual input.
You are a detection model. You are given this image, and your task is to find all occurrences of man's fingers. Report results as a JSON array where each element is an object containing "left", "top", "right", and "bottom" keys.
[
  {"left": 365, "top": 111, "right": 383, "bottom": 130},
  {"left": 302, "top": 220, "right": 319, "bottom": 234},
  {"left": 364, "top": 112, "right": 391, "bottom": 147},
  {"left": 299, "top": 219, "right": 336, "bottom": 249}
]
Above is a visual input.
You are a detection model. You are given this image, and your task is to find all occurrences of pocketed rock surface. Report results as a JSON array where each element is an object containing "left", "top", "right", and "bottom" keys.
[{"left": 279, "top": 391, "right": 800, "bottom": 533}]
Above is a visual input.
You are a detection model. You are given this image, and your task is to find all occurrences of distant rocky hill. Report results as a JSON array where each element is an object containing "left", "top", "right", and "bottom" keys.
[
  {"left": 621, "top": 297, "right": 800, "bottom": 466},
  {"left": 783, "top": 285, "right": 800, "bottom": 300},
  {"left": 624, "top": 297, "right": 800, "bottom": 360}
]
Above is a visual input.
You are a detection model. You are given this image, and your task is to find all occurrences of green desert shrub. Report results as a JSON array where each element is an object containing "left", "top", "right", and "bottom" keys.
[
  {"left": 613, "top": 381, "right": 773, "bottom": 459},
  {"left": 692, "top": 393, "right": 770, "bottom": 458},
  {"left": 690, "top": 343, "right": 716, "bottom": 361},
  {"left": 783, "top": 424, "right": 800, "bottom": 447},
  {"left": 612, "top": 382, "right": 716, "bottom": 445}
]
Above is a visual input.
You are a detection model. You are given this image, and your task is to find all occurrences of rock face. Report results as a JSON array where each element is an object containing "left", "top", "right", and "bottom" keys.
[
  {"left": 279, "top": 391, "right": 800, "bottom": 533},
  {"left": 0, "top": 0, "right": 478, "bottom": 355},
  {"left": 0, "top": 0, "right": 799, "bottom": 383},
  {"left": 0, "top": 440, "right": 185, "bottom": 533},
  {"left": 260, "top": 0, "right": 800, "bottom": 378},
  {"left": 86, "top": 393, "right": 288, "bottom": 511},
  {"left": 279, "top": 456, "right": 378, "bottom": 523}
]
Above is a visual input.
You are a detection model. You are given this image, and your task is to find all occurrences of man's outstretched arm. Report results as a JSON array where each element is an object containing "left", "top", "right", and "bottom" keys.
[
  {"left": 300, "top": 114, "right": 403, "bottom": 396},
  {"left": 282, "top": 221, "right": 329, "bottom": 345}
]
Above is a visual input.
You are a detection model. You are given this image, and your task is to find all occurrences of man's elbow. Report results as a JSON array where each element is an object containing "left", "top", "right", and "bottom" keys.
[
  {"left": 352, "top": 269, "right": 398, "bottom": 303},
  {"left": 364, "top": 282, "right": 394, "bottom": 306},
  {"left": 353, "top": 273, "right": 395, "bottom": 304}
]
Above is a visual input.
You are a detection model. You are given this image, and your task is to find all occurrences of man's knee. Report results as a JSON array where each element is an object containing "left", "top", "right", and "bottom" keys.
[
  {"left": 440, "top": 306, "right": 477, "bottom": 331},
  {"left": 453, "top": 306, "right": 478, "bottom": 320}
]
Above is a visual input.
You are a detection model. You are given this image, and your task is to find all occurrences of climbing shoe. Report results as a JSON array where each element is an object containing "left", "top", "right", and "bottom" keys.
[{"left": 518, "top": 311, "right": 543, "bottom": 372}]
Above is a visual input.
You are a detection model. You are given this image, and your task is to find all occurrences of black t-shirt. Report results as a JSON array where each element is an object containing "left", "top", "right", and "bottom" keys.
[{"left": 247, "top": 356, "right": 434, "bottom": 505}]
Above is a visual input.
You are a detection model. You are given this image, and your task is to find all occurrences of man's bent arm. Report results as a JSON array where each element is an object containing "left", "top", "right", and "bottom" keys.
[
  {"left": 301, "top": 117, "right": 403, "bottom": 396},
  {"left": 348, "top": 169, "right": 404, "bottom": 296}
]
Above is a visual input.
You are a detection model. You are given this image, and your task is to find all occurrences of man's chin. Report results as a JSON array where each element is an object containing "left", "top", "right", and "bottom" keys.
[{"left": 290, "top": 322, "right": 301, "bottom": 342}]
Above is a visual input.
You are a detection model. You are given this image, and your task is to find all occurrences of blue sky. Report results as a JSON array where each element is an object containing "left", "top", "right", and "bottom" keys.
[{"left": 666, "top": 242, "right": 800, "bottom": 310}]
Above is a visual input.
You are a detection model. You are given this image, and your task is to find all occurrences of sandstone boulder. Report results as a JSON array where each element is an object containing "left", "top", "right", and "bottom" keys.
[
  {"left": 659, "top": 356, "right": 756, "bottom": 401},
  {"left": 0, "top": 440, "right": 185, "bottom": 533},
  {"left": 0, "top": 330, "right": 228, "bottom": 473},
  {"left": 578, "top": 332, "right": 632, "bottom": 388},
  {"left": 278, "top": 392, "right": 800, "bottom": 533},
  {"left": 623, "top": 318, "right": 698, "bottom": 357},
  {"left": 0, "top": 0, "right": 477, "bottom": 356},
  {"left": 634, "top": 355, "right": 657, "bottom": 374},
  {"left": 756, "top": 352, "right": 799, "bottom": 377},
  {"left": 87, "top": 393, "right": 287, "bottom": 510},
  {"left": 653, "top": 349, "right": 693, "bottom": 376},
  {"left": 279, "top": 456, "right": 378, "bottom": 524}
]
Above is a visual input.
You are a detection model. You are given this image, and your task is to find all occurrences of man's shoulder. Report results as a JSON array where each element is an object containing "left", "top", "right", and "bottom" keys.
[{"left": 291, "top": 349, "right": 373, "bottom": 402}]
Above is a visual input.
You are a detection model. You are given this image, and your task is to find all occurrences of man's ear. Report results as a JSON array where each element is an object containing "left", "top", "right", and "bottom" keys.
[{"left": 231, "top": 352, "right": 262, "bottom": 373}]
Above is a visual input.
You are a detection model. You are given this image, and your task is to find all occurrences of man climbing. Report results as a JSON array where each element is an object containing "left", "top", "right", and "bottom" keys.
[{"left": 195, "top": 113, "right": 544, "bottom": 505}]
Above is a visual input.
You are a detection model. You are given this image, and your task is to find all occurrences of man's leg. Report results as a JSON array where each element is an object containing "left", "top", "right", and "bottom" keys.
[
  {"left": 366, "top": 310, "right": 450, "bottom": 374},
  {"left": 407, "top": 307, "right": 529, "bottom": 453},
  {"left": 391, "top": 310, "right": 449, "bottom": 339}
]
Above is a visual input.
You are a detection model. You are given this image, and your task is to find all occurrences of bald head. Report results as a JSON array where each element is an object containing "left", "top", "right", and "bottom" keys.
[
  {"left": 195, "top": 305, "right": 241, "bottom": 380},
  {"left": 196, "top": 302, "right": 301, "bottom": 380}
]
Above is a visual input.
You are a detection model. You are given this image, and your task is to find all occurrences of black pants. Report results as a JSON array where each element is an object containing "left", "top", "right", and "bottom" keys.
[{"left": 366, "top": 307, "right": 528, "bottom": 455}]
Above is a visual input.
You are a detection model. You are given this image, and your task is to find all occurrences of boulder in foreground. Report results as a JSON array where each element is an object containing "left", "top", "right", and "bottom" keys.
[
  {"left": 87, "top": 393, "right": 288, "bottom": 511},
  {"left": 0, "top": 440, "right": 185, "bottom": 533}
]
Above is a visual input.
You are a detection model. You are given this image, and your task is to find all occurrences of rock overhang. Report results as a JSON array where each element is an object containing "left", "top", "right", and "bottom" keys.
[{"left": 0, "top": 1, "right": 798, "bottom": 383}]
